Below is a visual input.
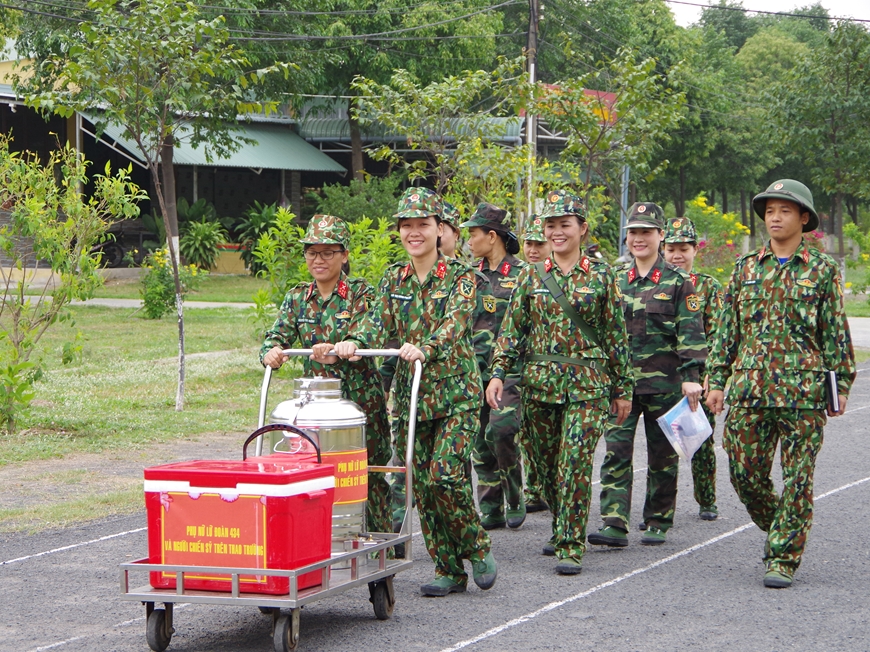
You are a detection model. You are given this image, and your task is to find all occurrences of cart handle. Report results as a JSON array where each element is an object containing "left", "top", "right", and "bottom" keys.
[{"left": 242, "top": 424, "right": 322, "bottom": 463}]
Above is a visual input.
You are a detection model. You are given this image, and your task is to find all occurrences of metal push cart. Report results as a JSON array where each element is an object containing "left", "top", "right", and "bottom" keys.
[{"left": 120, "top": 350, "right": 421, "bottom": 652}]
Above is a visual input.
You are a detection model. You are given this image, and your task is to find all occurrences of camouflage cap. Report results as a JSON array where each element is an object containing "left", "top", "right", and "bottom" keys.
[
  {"left": 441, "top": 200, "right": 461, "bottom": 233},
  {"left": 538, "top": 189, "right": 587, "bottom": 221},
  {"left": 752, "top": 179, "right": 819, "bottom": 233},
  {"left": 624, "top": 202, "right": 665, "bottom": 230},
  {"left": 663, "top": 217, "right": 698, "bottom": 244},
  {"left": 394, "top": 187, "right": 443, "bottom": 220},
  {"left": 300, "top": 214, "right": 350, "bottom": 249},
  {"left": 522, "top": 215, "right": 546, "bottom": 242},
  {"left": 460, "top": 202, "right": 510, "bottom": 231}
]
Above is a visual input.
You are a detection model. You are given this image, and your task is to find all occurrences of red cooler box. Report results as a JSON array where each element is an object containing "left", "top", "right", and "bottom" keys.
[{"left": 144, "top": 456, "right": 334, "bottom": 594}]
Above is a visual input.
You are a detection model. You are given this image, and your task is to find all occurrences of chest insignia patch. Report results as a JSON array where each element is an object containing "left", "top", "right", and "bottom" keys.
[
  {"left": 576, "top": 286, "right": 595, "bottom": 295},
  {"left": 483, "top": 296, "right": 496, "bottom": 313},
  {"left": 458, "top": 277, "right": 475, "bottom": 299},
  {"left": 432, "top": 290, "right": 448, "bottom": 299},
  {"left": 796, "top": 278, "right": 817, "bottom": 289},
  {"left": 653, "top": 292, "right": 670, "bottom": 301},
  {"left": 500, "top": 280, "right": 516, "bottom": 289},
  {"left": 686, "top": 294, "right": 701, "bottom": 312},
  {"left": 336, "top": 310, "right": 351, "bottom": 320}
]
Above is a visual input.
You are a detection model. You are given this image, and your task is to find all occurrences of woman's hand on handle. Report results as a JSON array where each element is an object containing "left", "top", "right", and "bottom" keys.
[
  {"left": 310, "top": 342, "right": 339, "bottom": 365},
  {"left": 398, "top": 342, "right": 426, "bottom": 363},
  {"left": 263, "top": 346, "right": 288, "bottom": 369},
  {"left": 333, "top": 341, "right": 362, "bottom": 361}
]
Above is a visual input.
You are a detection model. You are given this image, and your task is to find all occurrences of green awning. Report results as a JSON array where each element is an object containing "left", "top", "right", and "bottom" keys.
[
  {"left": 299, "top": 116, "right": 523, "bottom": 145},
  {"left": 83, "top": 114, "right": 345, "bottom": 173}
]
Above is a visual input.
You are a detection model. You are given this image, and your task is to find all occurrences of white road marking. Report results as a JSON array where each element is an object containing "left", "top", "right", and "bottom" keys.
[
  {"left": 439, "top": 473, "right": 870, "bottom": 652},
  {"left": 1, "top": 527, "right": 146, "bottom": 566}
]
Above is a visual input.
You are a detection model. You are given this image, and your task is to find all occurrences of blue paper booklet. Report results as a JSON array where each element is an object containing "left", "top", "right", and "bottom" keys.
[{"left": 655, "top": 396, "right": 713, "bottom": 460}]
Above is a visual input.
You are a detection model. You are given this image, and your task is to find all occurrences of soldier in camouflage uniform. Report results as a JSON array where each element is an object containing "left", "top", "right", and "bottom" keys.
[
  {"left": 323, "top": 187, "right": 497, "bottom": 597},
  {"left": 662, "top": 217, "right": 723, "bottom": 522},
  {"left": 463, "top": 202, "right": 526, "bottom": 530},
  {"left": 260, "top": 215, "right": 392, "bottom": 538},
  {"left": 486, "top": 190, "right": 633, "bottom": 575},
  {"left": 589, "top": 203, "right": 706, "bottom": 548},
  {"left": 519, "top": 215, "right": 551, "bottom": 513},
  {"left": 439, "top": 200, "right": 462, "bottom": 259},
  {"left": 707, "top": 180, "right": 855, "bottom": 588}
]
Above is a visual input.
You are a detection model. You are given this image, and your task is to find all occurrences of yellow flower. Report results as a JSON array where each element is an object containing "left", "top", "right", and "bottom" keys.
[
  {"left": 846, "top": 282, "right": 853, "bottom": 288},
  {"left": 716, "top": 268, "right": 724, "bottom": 272},
  {"left": 726, "top": 240, "right": 733, "bottom": 245},
  {"left": 862, "top": 253, "right": 869, "bottom": 261}
]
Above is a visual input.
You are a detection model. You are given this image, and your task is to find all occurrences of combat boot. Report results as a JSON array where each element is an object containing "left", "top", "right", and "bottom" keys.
[
  {"left": 480, "top": 511, "right": 506, "bottom": 530},
  {"left": 699, "top": 505, "right": 718, "bottom": 521},
  {"left": 420, "top": 576, "right": 466, "bottom": 597},
  {"left": 641, "top": 526, "right": 667, "bottom": 545},
  {"left": 555, "top": 557, "right": 583, "bottom": 575},
  {"left": 588, "top": 526, "right": 628, "bottom": 547},
  {"left": 472, "top": 551, "right": 498, "bottom": 590},
  {"left": 525, "top": 496, "right": 549, "bottom": 513},
  {"left": 763, "top": 570, "right": 793, "bottom": 589},
  {"left": 506, "top": 503, "right": 526, "bottom": 529}
]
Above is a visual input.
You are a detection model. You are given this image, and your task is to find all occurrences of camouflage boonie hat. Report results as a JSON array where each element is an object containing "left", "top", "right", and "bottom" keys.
[
  {"left": 441, "top": 200, "right": 461, "bottom": 233},
  {"left": 301, "top": 214, "right": 350, "bottom": 249},
  {"left": 752, "top": 179, "right": 819, "bottom": 233},
  {"left": 522, "top": 214, "right": 546, "bottom": 242},
  {"left": 394, "top": 187, "right": 443, "bottom": 220},
  {"left": 664, "top": 217, "right": 698, "bottom": 244},
  {"left": 538, "top": 189, "right": 587, "bottom": 221},
  {"left": 461, "top": 202, "right": 519, "bottom": 254},
  {"left": 624, "top": 202, "right": 665, "bottom": 230}
]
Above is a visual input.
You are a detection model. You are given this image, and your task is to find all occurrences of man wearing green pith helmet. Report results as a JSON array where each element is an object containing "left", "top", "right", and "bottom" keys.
[{"left": 707, "top": 179, "right": 855, "bottom": 589}]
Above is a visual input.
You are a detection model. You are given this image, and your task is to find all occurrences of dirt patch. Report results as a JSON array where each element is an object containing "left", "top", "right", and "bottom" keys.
[{"left": 0, "top": 430, "right": 250, "bottom": 513}]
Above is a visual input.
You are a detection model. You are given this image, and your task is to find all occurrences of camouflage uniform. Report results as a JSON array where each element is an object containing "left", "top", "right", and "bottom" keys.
[
  {"left": 259, "top": 215, "right": 391, "bottom": 536},
  {"left": 708, "top": 180, "right": 856, "bottom": 581},
  {"left": 596, "top": 204, "right": 707, "bottom": 534},
  {"left": 491, "top": 191, "right": 633, "bottom": 563},
  {"left": 347, "top": 189, "right": 491, "bottom": 587},
  {"left": 461, "top": 203, "right": 525, "bottom": 525},
  {"left": 664, "top": 217, "right": 724, "bottom": 514}
]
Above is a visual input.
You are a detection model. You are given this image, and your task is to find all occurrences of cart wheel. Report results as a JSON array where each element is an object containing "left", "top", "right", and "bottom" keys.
[
  {"left": 369, "top": 576, "right": 395, "bottom": 620},
  {"left": 273, "top": 610, "right": 300, "bottom": 652},
  {"left": 259, "top": 606, "right": 279, "bottom": 616},
  {"left": 146, "top": 608, "right": 172, "bottom": 652}
]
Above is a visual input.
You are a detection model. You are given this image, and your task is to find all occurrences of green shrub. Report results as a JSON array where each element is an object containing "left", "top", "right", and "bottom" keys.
[
  {"left": 180, "top": 218, "right": 228, "bottom": 269},
  {"left": 141, "top": 248, "right": 205, "bottom": 319},
  {"left": 237, "top": 201, "right": 279, "bottom": 274},
  {"left": 315, "top": 172, "right": 405, "bottom": 223}
]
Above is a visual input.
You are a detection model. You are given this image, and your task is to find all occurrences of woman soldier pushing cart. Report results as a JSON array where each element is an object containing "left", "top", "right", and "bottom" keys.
[{"left": 486, "top": 190, "right": 633, "bottom": 575}]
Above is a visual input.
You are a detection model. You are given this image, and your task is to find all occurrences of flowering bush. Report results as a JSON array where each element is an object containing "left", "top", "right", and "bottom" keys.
[
  {"left": 140, "top": 248, "right": 205, "bottom": 319},
  {"left": 683, "top": 195, "right": 750, "bottom": 281}
]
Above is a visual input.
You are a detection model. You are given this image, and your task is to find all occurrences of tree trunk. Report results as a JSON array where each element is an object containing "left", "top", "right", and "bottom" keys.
[
  {"left": 847, "top": 196, "right": 858, "bottom": 223},
  {"left": 721, "top": 188, "right": 728, "bottom": 214},
  {"left": 709, "top": 189, "right": 715, "bottom": 208},
  {"left": 749, "top": 189, "right": 756, "bottom": 249},
  {"left": 740, "top": 189, "right": 747, "bottom": 226},
  {"left": 835, "top": 191, "right": 845, "bottom": 257},
  {"left": 157, "top": 137, "right": 186, "bottom": 411},
  {"left": 348, "top": 99, "right": 365, "bottom": 183}
]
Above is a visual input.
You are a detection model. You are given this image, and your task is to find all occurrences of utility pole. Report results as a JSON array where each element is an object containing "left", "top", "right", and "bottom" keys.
[{"left": 524, "top": 0, "right": 539, "bottom": 231}]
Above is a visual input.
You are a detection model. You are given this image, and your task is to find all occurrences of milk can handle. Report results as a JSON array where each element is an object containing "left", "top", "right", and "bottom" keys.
[{"left": 242, "top": 424, "right": 322, "bottom": 463}]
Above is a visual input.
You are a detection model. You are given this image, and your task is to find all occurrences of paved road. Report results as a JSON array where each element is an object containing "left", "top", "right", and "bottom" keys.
[{"left": 3, "top": 370, "right": 870, "bottom": 652}]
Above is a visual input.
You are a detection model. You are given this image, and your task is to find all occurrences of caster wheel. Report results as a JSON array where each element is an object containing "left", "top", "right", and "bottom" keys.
[
  {"left": 146, "top": 608, "right": 172, "bottom": 652},
  {"left": 273, "top": 610, "right": 300, "bottom": 651},
  {"left": 369, "top": 576, "right": 395, "bottom": 620},
  {"left": 259, "top": 606, "right": 279, "bottom": 616}
]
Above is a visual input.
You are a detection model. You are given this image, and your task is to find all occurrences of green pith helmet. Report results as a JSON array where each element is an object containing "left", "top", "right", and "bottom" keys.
[
  {"left": 663, "top": 217, "right": 698, "bottom": 244},
  {"left": 441, "top": 200, "right": 461, "bottom": 233},
  {"left": 394, "top": 187, "right": 443, "bottom": 220},
  {"left": 522, "top": 215, "right": 546, "bottom": 243},
  {"left": 301, "top": 214, "right": 350, "bottom": 249},
  {"left": 538, "top": 189, "right": 587, "bottom": 221},
  {"left": 752, "top": 179, "right": 819, "bottom": 233},
  {"left": 624, "top": 202, "right": 665, "bottom": 230},
  {"left": 460, "top": 202, "right": 520, "bottom": 255}
]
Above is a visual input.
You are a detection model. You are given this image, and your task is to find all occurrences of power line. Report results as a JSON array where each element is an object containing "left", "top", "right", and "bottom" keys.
[
  {"left": 199, "top": 0, "right": 492, "bottom": 17},
  {"left": 664, "top": 0, "right": 870, "bottom": 24}
]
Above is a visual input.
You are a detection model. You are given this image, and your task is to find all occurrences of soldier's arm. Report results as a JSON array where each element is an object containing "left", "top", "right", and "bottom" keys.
[
  {"left": 259, "top": 292, "right": 300, "bottom": 365},
  {"left": 818, "top": 264, "right": 856, "bottom": 398},
  {"left": 706, "top": 265, "right": 742, "bottom": 392},
  {"left": 598, "top": 268, "right": 633, "bottom": 402},
  {"left": 702, "top": 277, "right": 724, "bottom": 342},
  {"left": 418, "top": 268, "right": 475, "bottom": 362},
  {"left": 673, "top": 277, "right": 707, "bottom": 384},
  {"left": 490, "top": 266, "right": 532, "bottom": 381}
]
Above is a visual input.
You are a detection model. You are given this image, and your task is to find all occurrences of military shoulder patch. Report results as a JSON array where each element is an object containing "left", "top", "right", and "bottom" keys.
[
  {"left": 483, "top": 295, "right": 496, "bottom": 313},
  {"left": 458, "top": 277, "right": 475, "bottom": 299},
  {"left": 686, "top": 294, "right": 700, "bottom": 312}
]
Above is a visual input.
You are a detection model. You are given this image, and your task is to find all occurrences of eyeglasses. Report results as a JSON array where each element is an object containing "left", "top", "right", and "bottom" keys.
[{"left": 304, "top": 249, "right": 343, "bottom": 261}]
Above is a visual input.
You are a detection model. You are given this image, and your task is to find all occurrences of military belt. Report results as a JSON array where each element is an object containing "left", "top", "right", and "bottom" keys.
[{"left": 528, "top": 354, "right": 604, "bottom": 372}]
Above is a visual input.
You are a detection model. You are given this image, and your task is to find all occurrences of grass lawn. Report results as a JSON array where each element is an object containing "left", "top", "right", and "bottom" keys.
[
  {"left": 93, "top": 273, "right": 267, "bottom": 303},
  {"left": 846, "top": 294, "right": 870, "bottom": 317},
  {"left": 0, "top": 305, "right": 303, "bottom": 466}
]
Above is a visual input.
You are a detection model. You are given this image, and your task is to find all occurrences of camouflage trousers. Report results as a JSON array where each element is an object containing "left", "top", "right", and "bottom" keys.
[
  {"left": 518, "top": 402, "right": 545, "bottom": 504},
  {"left": 598, "top": 392, "right": 682, "bottom": 532},
  {"left": 397, "top": 410, "right": 492, "bottom": 585},
  {"left": 472, "top": 378, "right": 524, "bottom": 518},
  {"left": 691, "top": 404, "right": 717, "bottom": 509},
  {"left": 724, "top": 406, "right": 825, "bottom": 577},
  {"left": 524, "top": 397, "right": 609, "bottom": 561},
  {"left": 356, "top": 390, "right": 393, "bottom": 537}
]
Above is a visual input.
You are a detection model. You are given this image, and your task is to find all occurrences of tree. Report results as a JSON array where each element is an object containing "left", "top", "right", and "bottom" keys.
[
  {"left": 700, "top": 0, "right": 757, "bottom": 50},
  {"left": 0, "top": 135, "right": 145, "bottom": 431},
  {"left": 771, "top": 21, "right": 870, "bottom": 254},
  {"left": 16, "top": 0, "right": 290, "bottom": 410}
]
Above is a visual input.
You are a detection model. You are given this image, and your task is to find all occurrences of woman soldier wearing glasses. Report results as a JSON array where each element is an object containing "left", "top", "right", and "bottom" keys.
[{"left": 259, "top": 215, "right": 392, "bottom": 538}]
